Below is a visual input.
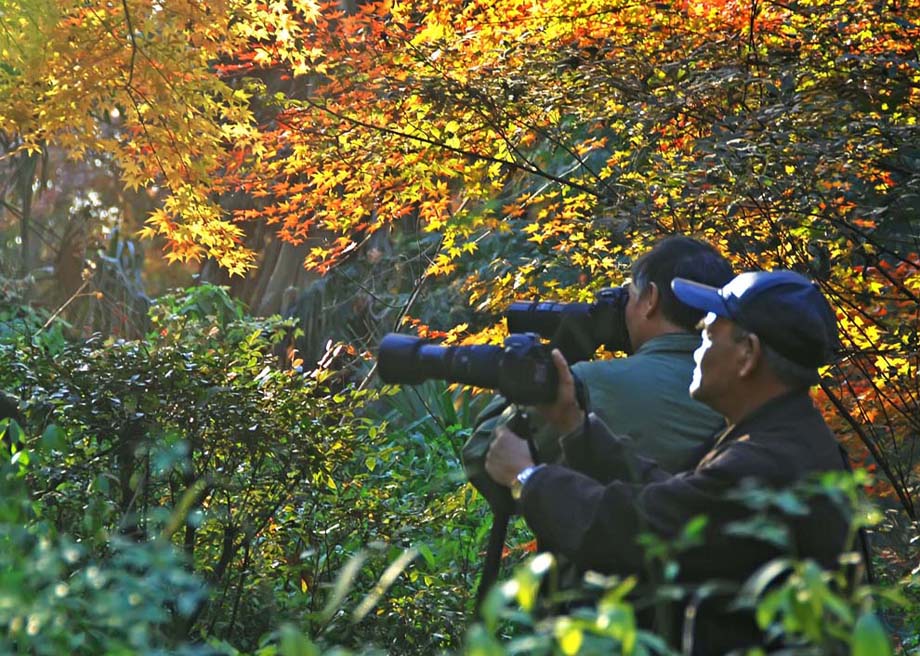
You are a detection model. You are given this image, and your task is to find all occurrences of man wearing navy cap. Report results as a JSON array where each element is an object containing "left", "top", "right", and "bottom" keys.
[{"left": 485, "top": 270, "right": 851, "bottom": 653}]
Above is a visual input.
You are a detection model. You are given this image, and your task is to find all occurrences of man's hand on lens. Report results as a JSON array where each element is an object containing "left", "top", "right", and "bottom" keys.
[
  {"left": 485, "top": 426, "right": 535, "bottom": 487},
  {"left": 536, "top": 349, "right": 585, "bottom": 436}
]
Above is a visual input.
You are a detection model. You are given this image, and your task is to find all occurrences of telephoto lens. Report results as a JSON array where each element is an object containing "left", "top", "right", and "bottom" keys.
[{"left": 377, "top": 333, "right": 558, "bottom": 404}]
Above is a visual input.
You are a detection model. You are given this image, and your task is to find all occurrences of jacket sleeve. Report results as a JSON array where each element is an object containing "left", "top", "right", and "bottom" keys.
[
  {"left": 519, "top": 419, "right": 753, "bottom": 575},
  {"left": 558, "top": 413, "right": 673, "bottom": 485}
]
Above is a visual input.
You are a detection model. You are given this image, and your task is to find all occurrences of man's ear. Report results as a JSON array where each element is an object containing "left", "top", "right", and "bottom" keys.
[
  {"left": 738, "top": 332, "right": 763, "bottom": 378},
  {"left": 642, "top": 281, "right": 660, "bottom": 318}
]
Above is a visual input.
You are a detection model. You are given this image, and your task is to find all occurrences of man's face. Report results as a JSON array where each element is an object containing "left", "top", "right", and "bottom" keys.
[
  {"left": 690, "top": 312, "right": 737, "bottom": 409},
  {"left": 623, "top": 279, "right": 643, "bottom": 352}
]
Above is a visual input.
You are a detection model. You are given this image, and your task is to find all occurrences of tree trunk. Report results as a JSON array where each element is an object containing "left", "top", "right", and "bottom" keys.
[
  {"left": 17, "top": 153, "right": 40, "bottom": 277},
  {"left": 255, "top": 240, "right": 311, "bottom": 316}
]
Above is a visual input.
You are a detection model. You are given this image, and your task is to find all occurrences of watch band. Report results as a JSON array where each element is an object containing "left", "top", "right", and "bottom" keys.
[{"left": 511, "top": 464, "right": 545, "bottom": 501}]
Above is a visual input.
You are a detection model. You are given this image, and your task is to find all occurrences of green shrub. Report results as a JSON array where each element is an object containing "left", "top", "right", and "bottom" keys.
[
  {"left": 0, "top": 286, "right": 494, "bottom": 653},
  {"left": 0, "top": 286, "right": 383, "bottom": 648},
  {"left": 0, "top": 418, "right": 207, "bottom": 655}
]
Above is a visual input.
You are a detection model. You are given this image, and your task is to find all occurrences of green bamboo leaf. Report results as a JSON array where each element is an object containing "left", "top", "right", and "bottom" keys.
[
  {"left": 352, "top": 547, "right": 418, "bottom": 622},
  {"left": 320, "top": 551, "right": 367, "bottom": 622},
  {"left": 852, "top": 612, "right": 892, "bottom": 656}
]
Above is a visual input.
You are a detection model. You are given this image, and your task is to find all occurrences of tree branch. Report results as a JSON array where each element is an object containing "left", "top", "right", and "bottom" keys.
[
  {"left": 290, "top": 98, "right": 605, "bottom": 199},
  {"left": 121, "top": 0, "right": 137, "bottom": 88}
]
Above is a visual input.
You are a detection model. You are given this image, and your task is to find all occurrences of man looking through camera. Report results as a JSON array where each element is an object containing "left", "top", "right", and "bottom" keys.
[
  {"left": 463, "top": 236, "right": 735, "bottom": 511},
  {"left": 485, "top": 270, "right": 850, "bottom": 653}
]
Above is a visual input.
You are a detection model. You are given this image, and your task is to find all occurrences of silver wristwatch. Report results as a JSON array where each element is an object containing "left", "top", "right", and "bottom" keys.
[{"left": 510, "top": 464, "right": 545, "bottom": 501}]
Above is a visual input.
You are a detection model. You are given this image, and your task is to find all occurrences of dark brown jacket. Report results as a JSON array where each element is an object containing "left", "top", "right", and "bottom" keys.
[{"left": 520, "top": 390, "right": 850, "bottom": 653}]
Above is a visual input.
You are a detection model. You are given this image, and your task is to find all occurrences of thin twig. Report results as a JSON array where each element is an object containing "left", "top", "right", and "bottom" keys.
[
  {"left": 354, "top": 198, "right": 470, "bottom": 394},
  {"left": 293, "top": 98, "right": 604, "bottom": 199},
  {"left": 820, "top": 379, "right": 916, "bottom": 520},
  {"left": 39, "top": 280, "right": 91, "bottom": 333},
  {"left": 121, "top": 0, "right": 137, "bottom": 87}
]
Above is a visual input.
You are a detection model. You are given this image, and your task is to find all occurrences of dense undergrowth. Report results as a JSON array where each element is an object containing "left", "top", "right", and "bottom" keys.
[{"left": 1, "top": 285, "right": 917, "bottom": 654}]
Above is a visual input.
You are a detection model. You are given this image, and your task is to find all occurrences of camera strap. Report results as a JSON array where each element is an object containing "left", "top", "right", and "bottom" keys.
[
  {"left": 475, "top": 374, "right": 586, "bottom": 612},
  {"left": 475, "top": 409, "right": 536, "bottom": 613},
  {"left": 476, "top": 507, "right": 511, "bottom": 612}
]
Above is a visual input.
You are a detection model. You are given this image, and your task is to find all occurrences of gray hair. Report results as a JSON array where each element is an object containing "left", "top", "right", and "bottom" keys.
[{"left": 730, "top": 324, "right": 820, "bottom": 389}]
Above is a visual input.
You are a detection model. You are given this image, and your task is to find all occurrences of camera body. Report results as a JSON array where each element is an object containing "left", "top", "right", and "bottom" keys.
[
  {"left": 505, "top": 285, "right": 630, "bottom": 362},
  {"left": 376, "top": 286, "right": 629, "bottom": 403}
]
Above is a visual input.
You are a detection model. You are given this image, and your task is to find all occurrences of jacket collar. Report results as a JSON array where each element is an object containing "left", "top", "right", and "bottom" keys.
[
  {"left": 633, "top": 331, "right": 701, "bottom": 356},
  {"left": 714, "top": 389, "right": 815, "bottom": 449}
]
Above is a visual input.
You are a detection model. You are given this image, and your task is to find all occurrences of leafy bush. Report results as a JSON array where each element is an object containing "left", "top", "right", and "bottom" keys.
[
  {"left": 459, "top": 471, "right": 905, "bottom": 656},
  {"left": 0, "top": 285, "right": 385, "bottom": 648},
  {"left": 1, "top": 418, "right": 206, "bottom": 655},
  {"left": 0, "top": 286, "right": 497, "bottom": 653}
]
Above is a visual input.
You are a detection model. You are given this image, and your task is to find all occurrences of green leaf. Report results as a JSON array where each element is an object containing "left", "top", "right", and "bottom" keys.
[
  {"left": 279, "top": 624, "right": 320, "bottom": 656},
  {"left": 10, "top": 449, "right": 30, "bottom": 466},
  {"left": 416, "top": 542, "right": 436, "bottom": 569},
  {"left": 2, "top": 418, "right": 23, "bottom": 446},
  {"left": 41, "top": 424, "right": 67, "bottom": 451},
  {"left": 755, "top": 588, "right": 786, "bottom": 629},
  {"left": 681, "top": 515, "right": 708, "bottom": 540},
  {"left": 555, "top": 618, "right": 583, "bottom": 655},
  {"left": 852, "top": 612, "right": 892, "bottom": 656}
]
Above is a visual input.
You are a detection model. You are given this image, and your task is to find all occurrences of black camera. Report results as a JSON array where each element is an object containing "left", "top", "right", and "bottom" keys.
[
  {"left": 376, "top": 286, "right": 629, "bottom": 403},
  {"left": 504, "top": 285, "right": 630, "bottom": 362},
  {"left": 377, "top": 332, "right": 558, "bottom": 404}
]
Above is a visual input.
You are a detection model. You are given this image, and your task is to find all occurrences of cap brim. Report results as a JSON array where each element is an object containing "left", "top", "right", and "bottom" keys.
[{"left": 671, "top": 278, "right": 730, "bottom": 317}]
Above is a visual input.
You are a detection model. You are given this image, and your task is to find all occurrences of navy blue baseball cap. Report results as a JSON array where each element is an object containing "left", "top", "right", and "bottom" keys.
[{"left": 671, "top": 270, "right": 840, "bottom": 368}]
